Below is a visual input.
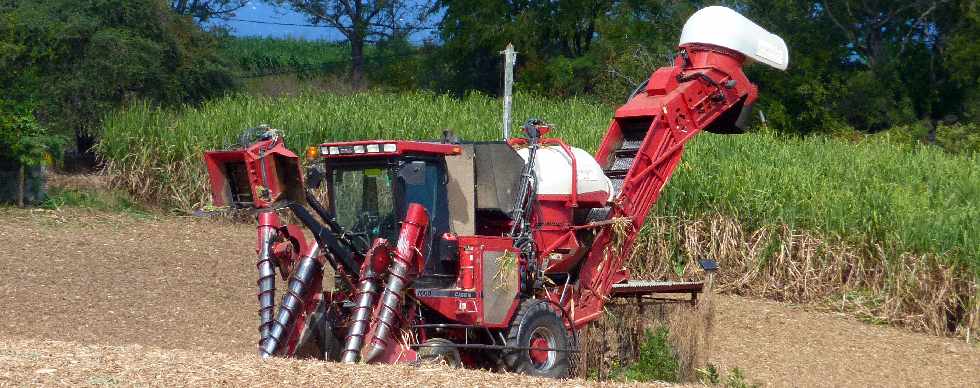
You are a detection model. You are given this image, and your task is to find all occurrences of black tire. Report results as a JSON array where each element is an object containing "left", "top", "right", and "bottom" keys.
[
  {"left": 502, "top": 300, "right": 576, "bottom": 378},
  {"left": 417, "top": 338, "right": 463, "bottom": 367}
]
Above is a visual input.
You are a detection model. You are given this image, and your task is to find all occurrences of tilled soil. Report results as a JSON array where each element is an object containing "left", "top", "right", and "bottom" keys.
[
  {"left": 1, "top": 337, "right": 645, "bottom": 387},
  {"left": 1, "top": 208, "right": 977, "bottom": 386},
  {"left": 711, "top": 296, "right": 979, "bottom": 387},
  {"left": 0, "top": 209, "right": 256, "bottom": 353}
]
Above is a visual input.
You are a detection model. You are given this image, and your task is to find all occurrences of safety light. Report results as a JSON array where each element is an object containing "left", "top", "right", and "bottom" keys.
[
  {"left": 328, "top": 146, "right": 340, "bottom": 155},
  {"left": 306, "top": 146, "right": 319, "bottom": 160},
  {"left": 366, "top": 144, "right": 380, "bottom": 153},
  {"left": 382, "top": 143, "right": 397, "bottom": 152},
  {"left": 353, "top": 145, "right": 366, "bottom": 154}
]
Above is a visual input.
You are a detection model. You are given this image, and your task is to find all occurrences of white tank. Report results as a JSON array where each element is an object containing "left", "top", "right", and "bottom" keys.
[{"left": 516, "top": 145, "right": 613, "bottom": 203}]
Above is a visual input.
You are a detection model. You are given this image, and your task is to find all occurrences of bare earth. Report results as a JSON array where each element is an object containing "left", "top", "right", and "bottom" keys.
[{"left": 1, "top": 208, "right": 977, "bottom": 386}]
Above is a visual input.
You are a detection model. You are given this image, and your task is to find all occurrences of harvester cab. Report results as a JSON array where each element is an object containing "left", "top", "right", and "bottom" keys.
[{"left": 202, "top": 6, "right": 788, "bottom": 378}]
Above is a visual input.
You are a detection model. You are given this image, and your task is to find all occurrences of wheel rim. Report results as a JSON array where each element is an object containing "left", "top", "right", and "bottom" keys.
[{"left": 527, "top": 326, "right": 557, "bottom": 371}]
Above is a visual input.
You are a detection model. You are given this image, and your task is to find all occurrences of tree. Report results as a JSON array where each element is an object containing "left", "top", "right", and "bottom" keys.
[
  {"left": 171, "top": 0, "right": 248, "bottom": 21},
  {"left": 0, "top": 0, "right": 237, "bottom": 161},
  {"left": 0, "top": 102, "right": 64, "bottom": 206},
  {"left": 272, "top": 0, "right": 437, "bottom": 89},
  {"left": 819, "top": 0, "right": 975, "bottom": 131},
  {"left": 434, "top": 0, "right": 612, "bottom": 95},
  {"left": 940, "top": 0, "right": 980, "bottom": 122},
  {"left": 822, "top": 0, "right": 950, "bottom": 69}
]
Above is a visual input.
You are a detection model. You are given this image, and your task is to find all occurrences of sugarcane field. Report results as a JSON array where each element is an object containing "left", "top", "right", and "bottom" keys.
[{"left": 1, "top": 1, "right": 978, "bottom": 387}]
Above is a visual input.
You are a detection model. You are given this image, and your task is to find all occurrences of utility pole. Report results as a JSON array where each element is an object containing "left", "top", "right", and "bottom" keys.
[{"left": 501, "top": 43, "right": 517, "bottom": 140}]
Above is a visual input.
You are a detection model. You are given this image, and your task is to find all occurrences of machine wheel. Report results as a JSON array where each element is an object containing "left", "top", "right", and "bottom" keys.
[
  {"left": 417, "top": 338, "right": 462, "bottom": 367},
  {"left": 502, "top": 300, "right": 575, "bottom": 378}
]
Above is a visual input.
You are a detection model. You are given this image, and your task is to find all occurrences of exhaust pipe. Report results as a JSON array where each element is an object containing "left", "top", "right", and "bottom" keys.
[
  {"left": 260, "top": 242, "right": 322, "bottom": 358},
  {"left": 364, "top": 204, "right": 428, "bottom": 363}
]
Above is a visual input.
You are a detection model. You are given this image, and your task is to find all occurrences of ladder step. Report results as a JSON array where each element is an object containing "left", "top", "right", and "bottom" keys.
[
  {"left": 605, "top": 169, "right": 628, "bottom": 178},
  {"left": 619, "top": 139, "right": 643, "bottom": 152},
  {"left": 611, "top": 156, "right": 635, "bottom": 170},
  {"left": 615, "top": 148, "right": 638, "bottom": 157}
]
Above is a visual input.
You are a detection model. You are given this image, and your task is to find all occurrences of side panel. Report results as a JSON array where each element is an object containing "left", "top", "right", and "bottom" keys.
[
  {"left": 481, "top": 249, "right": 519, "bottom": 325},
  {"left": 445, "top": 144, "right": 476, "bottom": 235},
  {"left": 413, "top": 236, "right": 519, "bottom": 328},
  {"left": 473, "top": 143, "right": 524, "bottom": 215}
]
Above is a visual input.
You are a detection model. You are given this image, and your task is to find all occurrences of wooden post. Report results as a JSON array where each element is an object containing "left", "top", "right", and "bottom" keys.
[
  {"left": 17, "top": 163, "right": 25, "bottom": 207},
  {"left": 500, "top": 43, "right": 517, "bottom": 140}
]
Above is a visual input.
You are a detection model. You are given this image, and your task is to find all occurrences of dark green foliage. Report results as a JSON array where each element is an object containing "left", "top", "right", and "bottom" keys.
[
  {"left": 0, "top": 0, "right": 237, "bottom": 143},
  {"left": 219, "top": 36, "right": 353, "bottom": 77},
  {"left": 0, "top": 100, "right": 64, "bottom": 206},
  {"left": 41, "top": 186, "right": 147, "bottom": 215},
  {"left": 428, "top": 0, "right": 979, "bottom": 151},
  {"left": 0, "top": 102, "right": 64, "bottom": 167},
  {"left": 170, "top": 0, "right": 247, "bottom": 21},
  {"left": 432, "top": 0, "right": 610, "bottom": 96},
  {"left": 618, "top": 325, "right": 679, "bottom": 382}
]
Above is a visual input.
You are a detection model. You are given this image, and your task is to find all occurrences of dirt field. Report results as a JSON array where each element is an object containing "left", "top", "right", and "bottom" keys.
[
  {"left": 2, "top": 337, "right": 642, "bottom": 387},
  {"left": 1, "top": 208, "right": 977, "bottom": 386}
]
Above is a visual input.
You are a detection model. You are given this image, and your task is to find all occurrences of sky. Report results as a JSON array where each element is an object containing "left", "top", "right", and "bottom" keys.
[{"left": 210, "top": 1, "right": 435, "bottom": 42}]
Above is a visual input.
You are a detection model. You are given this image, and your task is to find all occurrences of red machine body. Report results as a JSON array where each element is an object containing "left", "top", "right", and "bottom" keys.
[{"left": 202, "top": 6, "right": 786, "bottom": 378}]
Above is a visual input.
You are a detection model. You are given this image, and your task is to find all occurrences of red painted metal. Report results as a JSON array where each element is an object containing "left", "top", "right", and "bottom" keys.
[
  {"left": 361, "top": 203, "right": 429, "bottom": 363},
  {"left": 415, "top": 236, "right": 520, "bottom": 327},
  {"left": 528, "top": 337, "right": 550, "bottom": 366},
  {"left": 204, "top": 136, "right": 303, "bottom": 209},
  {"left": 457, "top": 238, "right": 475, "bottom": 290},
  {"left": 570, "top": 44, "right": 757, "bottom": 328}
]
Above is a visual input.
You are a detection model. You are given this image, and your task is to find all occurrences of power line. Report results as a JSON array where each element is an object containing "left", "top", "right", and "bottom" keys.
[
  {"left": 225, "top": 17, "right": 438, "bottom": 31},
  {"left": 228, "top": 17, "right": 327, "bottom": 28}
]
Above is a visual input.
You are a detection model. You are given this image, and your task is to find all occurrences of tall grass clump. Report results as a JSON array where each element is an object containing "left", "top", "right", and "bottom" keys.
[{"left": 659, "top": 133, "right": 980, "bottom": 273}]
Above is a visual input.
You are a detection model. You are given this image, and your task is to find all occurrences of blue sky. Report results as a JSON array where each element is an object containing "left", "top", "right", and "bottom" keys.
[{"left": 210, "top": 1, "right": 434, "bottom": 42}]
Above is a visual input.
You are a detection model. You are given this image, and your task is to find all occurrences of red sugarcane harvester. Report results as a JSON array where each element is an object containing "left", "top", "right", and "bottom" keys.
[{"left": 204, "top": 7, "right": 788, "bottom": 377}]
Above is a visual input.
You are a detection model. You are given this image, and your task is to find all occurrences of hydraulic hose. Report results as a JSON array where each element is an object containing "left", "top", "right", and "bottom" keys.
[
  {"left": 260, "top": 242, "right": 322, "bottom": 358},
  {"left": 363, "top": 204, "right": 428, "bottom": 363}
]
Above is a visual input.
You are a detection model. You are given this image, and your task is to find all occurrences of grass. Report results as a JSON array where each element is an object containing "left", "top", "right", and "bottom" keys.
[
  {"left": 219, "top": 37, "right": 368, "bottom": 78},
  {"left": 660, "top": 133, "right": 980, "bottom": 273},
  {"left": 618, "top": 325, "right": 679, "bottom": 382},
  {"left": 97, "top": 91, "right": 978, "bottom": 273},
  {"left": 41, "top": 186, "right": 148, "bottom": 216},
  {"left": 97, "top": 91, "right": 608, "bottom": 210}
]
